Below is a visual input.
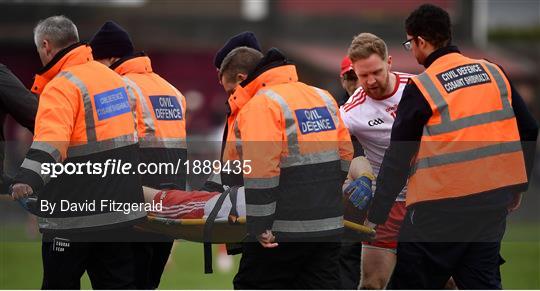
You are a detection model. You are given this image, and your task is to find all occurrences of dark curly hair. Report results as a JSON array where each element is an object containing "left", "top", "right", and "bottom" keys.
[{"left": 405, "top": 4, "right": 452, "bottom": 49}]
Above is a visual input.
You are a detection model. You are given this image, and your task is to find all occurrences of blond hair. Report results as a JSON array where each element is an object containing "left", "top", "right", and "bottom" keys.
[{"left": 348, "top": 33, "right": 388, "bottom": 62}]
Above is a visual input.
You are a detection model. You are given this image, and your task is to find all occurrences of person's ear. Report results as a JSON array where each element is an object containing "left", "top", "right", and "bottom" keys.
[
  {"left": 43, "top": 39, "right": 58, "bottom": 59},
  {"left": 42, "top": 39, "right": 51, "bottom": 53},
  {"left": 218, "top": 71, "right": 224, "bottom": 85},
  {"left": 387, "top": 55, "right": 392, "bottom": 71},
  {"left": 417, "top": 36, "right": 427, "bottom": 50},
  {"left": 237, "top": 73, "right": 248, "bottom": 83}
]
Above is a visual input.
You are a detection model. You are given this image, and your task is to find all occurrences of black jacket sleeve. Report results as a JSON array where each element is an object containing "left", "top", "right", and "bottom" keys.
[
  {"left": 368, "top": 83, "right": 432, "bottom": 224},
  {"left": 509, "top": 82, "right": 539, "bottom": 188},
  {"left": 0, "top": 64, "right": 38, "bottom": 133},
  {"left": 496, "top": 64, "right": 539, "bottom": 189},
  {"left": 352, "top": 135, "right": 364, "bottom": 158}
]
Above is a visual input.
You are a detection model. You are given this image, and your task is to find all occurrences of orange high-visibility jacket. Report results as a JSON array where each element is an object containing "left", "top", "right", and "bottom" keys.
[
  {"left": 407, "top": 52, "right": 527, "bottom": 206},
  {"left": 222, "top": 51, "right": 353, "bottom": 240},
  {"left": 15, "top": 43, "right": 145, "bottom": 231},
  {"left": 112, "top": 54, "right": 187, "bottom": 189}
]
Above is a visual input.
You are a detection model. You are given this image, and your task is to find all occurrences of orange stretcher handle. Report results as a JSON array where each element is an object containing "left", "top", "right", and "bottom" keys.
[{"left": 147, "top": 215, "right": 374, "bottom": 234}]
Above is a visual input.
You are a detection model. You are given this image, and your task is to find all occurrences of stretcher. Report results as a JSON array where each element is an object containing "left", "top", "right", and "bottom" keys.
[
  {"left": 137, "top": 213, "right": 375, "bottom": 243},
  {"left": 135, "top": 183, "right": 375, "bottom": 274},
  {"left": 136, "top": 156, "right": 376, "bottom": 243},
  {"left": 136, "top": 186, "right": 375, "bottom": 244}
]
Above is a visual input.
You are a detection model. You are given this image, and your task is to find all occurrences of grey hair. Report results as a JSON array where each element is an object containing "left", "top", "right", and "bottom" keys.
[
  {"left": 33, "top": 15, "right": 79, "bottom": 49},
  {"left": 219, "top": 46, "right": 263, "bottom": 82}
]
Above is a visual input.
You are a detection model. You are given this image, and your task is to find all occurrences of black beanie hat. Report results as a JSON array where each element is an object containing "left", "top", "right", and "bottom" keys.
[
  {"left": 90, "top": 21, "right": 134, "bottom": 60},
  {"left": 214, "top": 31, "right": 261, "bottom": 69}
]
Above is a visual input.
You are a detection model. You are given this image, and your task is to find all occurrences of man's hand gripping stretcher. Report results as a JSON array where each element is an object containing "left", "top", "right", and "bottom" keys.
[{"left": 138, "top": 156, "right": 376, "bottom": 243}]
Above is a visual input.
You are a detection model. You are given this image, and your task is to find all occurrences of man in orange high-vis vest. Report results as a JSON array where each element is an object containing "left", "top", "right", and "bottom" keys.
[
  {"left": 365, "top": 4, "right": 538, "bottom": 289},
  {"left": 217, "top": 45, "right": 353, "bottom": 289},
  {"left": 11, "top": 16, "right": 144, "bottom": 289},
  {"left": 89, "top": 21, "right": 187, "bottom": 289}
]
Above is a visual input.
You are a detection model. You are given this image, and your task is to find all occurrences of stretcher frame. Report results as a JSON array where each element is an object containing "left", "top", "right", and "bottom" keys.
[{"left": 136, "top": 215, "right": 375, "bottom": 243}]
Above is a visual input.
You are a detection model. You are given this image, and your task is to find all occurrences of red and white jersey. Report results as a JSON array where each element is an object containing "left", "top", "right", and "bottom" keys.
[
  {"left": 340, "top": 72, "right": 414, "bottom": 201},
  {"left": 149, "top": 187, "right": 247, "bottom": 221}
]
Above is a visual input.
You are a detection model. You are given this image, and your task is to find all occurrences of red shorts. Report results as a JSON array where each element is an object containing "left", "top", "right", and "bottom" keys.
[{"left": 363, "top": 201, "right": 406, "bottom": 250}]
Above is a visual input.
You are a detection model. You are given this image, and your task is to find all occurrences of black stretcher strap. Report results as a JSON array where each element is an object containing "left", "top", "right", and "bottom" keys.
[
  {"left": 228, "top": 186, "right": 239, "bottom": 224},
  {"left": 225, "top": 186, "right": 244, "bottom": 256},
  {"left": 203, "top": 187, "right": 232, "bottom": 274}
]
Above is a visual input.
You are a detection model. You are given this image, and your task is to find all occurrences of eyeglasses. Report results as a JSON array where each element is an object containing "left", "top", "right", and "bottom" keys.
[{"left": 402, "top": 37, "right": 415, "bottom": 51}]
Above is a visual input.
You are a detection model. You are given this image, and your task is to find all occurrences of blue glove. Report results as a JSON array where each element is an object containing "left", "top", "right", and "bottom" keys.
[
  {"left": 13, "top": 190, "right": 38, "bottom": 215},
  {"left": 344, "top": 175, "right": 373, "bottom": 211}
]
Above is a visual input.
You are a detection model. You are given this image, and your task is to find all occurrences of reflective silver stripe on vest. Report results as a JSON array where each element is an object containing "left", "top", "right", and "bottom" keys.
[
  {"left": 262, "top": 89, "right": 300, "bottom": 158},
  {"left": 38, "top": 209, "right": 146, "bottom": 230},
  {"left": 272, "top": 216, "right": 343, "bottom": 233},
  {"left": 340, "top": 159, "right": 351, "bottom": 172},
  {"left": 418, "top": 73, "right": 451, "bottom": 126},
  {"left": 419, "top": 63, "right": 515, "bottom": 136},
  {"left": 139, "top": 137, "right": 187, "bottom": 149},
  {"left": 262, "top": 89, "right": 340, "bottom": 168},
  {"left": 123, "top": 77, "right": 155, "bottom": 136},
  {"left": 244, "top": 176, "right": 280, "bottom": 189},
  {"left": 281, "top": 149, "right": 340, "bottom": 168},
  {"left": 67, "top": 133, "right": 137, "bottom": 158},
  {"left": 411, "top": 141, "right": 522, "bottom": 175},
  {"left": 246, "top": 202, "right": 276, "bottom": 217},
  {"left": 122, "top": 78, "right": 142, "bottom": 133},
  {"left": 426, "top": 109, "right": 515, "bottom": 136},
  {"left": 484, "top": 62, "right": 512, "bottom": 109},
  {"left": 58, "top": 71, "right": 97, "bottom": 142},
  {"left": 30, "top": 141, "right": 61, "bottom": 162},
  {"left": 234, "top": 119, "right": 243, "bottom": 160},
  {"left": 313, "top": 87, "right": 339, "bottom": 128},
  {"left": 124, "top": 77, "right": 187, "bottom": 150},
  {"left": 121, "top": 78, "right": 138, "bottom": 120},
  {"left": 20, "top": 158, "right": 49, "bottom": 184}
]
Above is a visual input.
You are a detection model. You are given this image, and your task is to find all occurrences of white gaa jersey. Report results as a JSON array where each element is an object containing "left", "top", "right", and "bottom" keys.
[{"left": 339, "top": 72, "right": 414, "bottom": 201}]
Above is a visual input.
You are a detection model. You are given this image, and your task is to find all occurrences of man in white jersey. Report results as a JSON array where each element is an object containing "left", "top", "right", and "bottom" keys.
[{"left": 340, "top": 33, "right": 413, "bottom": 289}]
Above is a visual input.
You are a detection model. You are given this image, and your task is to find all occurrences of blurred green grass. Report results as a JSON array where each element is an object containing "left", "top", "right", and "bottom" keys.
[
  {"left": 0, "top": 223, "right": 538, "bottom": 289},
  {"left": 0, "top": 239, "right": 239, "bottom": 289},
  {"left": 500, "top": 222, "right": 540, "bottom": 289}
]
